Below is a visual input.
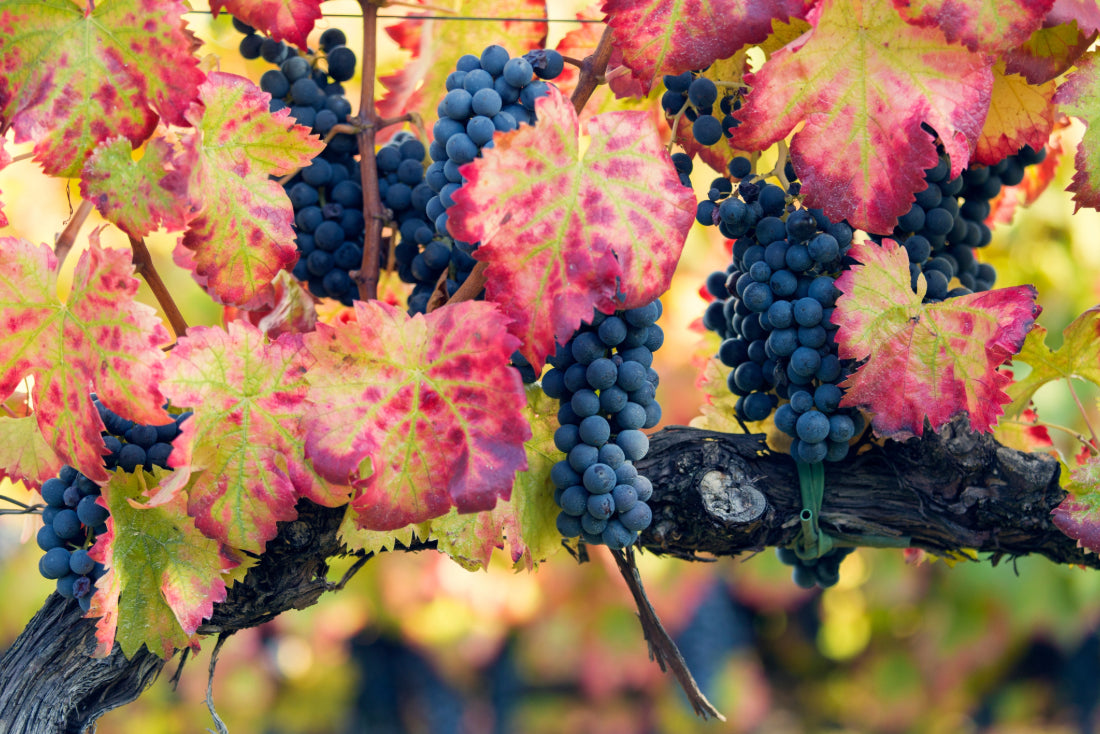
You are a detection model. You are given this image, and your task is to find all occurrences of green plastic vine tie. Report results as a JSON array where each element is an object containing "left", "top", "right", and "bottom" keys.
[{"left": 794, "top": 460, "right": 834, "bottom": 561}]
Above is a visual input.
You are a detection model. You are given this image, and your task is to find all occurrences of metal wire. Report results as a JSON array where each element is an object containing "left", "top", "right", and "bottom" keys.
[{"left": 189, "top": 9, "right": 602, "bottom": 22}]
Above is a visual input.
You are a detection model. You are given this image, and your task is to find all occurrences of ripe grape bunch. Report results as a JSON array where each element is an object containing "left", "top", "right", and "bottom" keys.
[
  {"left": 36, "top": 398, "right": 190, "bottom": 611},
  {"left": 233, "top": 19, "right": 377, "bottom": 305},
  {"left": 659, "top": 69, "right": 744, "bottom": 149},
  {"left": 541, "top": 301, "right": 663, "bottom": 549}
]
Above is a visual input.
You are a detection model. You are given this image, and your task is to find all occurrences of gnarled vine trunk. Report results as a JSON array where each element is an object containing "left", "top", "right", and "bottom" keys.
[{"left": 0, "top": 420, "right": 1082, "bottom": 733}]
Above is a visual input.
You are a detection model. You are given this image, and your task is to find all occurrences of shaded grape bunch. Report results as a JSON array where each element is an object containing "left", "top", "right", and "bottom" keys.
[
  {"left": 36, "top": 398, "right": 191, "bottom": 611},
  {"left": 777, "top": 546, "right": 854, "bottom": 589},
  {"left": 541, "top": 301, "right": 663, "bottom": 549},
  {"left": 874, "top": 143, "right": 1046, "bottom": 302},
  {"left": 660, "top": 70, "right": 744, "bottom": 150},
  {"left": 696, "top": 154, "right": 864, "bottom": 465},
  {"left": 233, "top": 19, "right": 374, "bottom": 305}
]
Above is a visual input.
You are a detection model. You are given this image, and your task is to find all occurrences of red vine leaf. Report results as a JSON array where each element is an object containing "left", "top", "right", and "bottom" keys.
[
  {"left": 156, "top": 322, "right": 348, "bottom": 554},
  {"left": 729, "top": 0, "right": 993, "bottom": 234},
  {"left": 1048, "top": 0, "right": 1100, "bottom": 34},
  {"left": 892, "top": 0, "right": 1054, "bottom": 54},
  {"left": 176, "top": 72, "right": 324, "bottom": 307},
  {"left": 1004, "top": 306, "right": 1100, "bottom": 415},
  {"left": 210, "top": 0, "right": 322, "bottom": 49},
  {"left": 302, "top": 300, "right": 530, "bottom": 531},
  {"left": 1004, "top": 20, "right": 1096, "bottom": 84},
  {"left": 994, "top": 405, "right": 1054, "bottom": 453},
  {"left": 88, "top": 470, "right": 237, "bottom": 659},
  {"left": 973, "top": 62, "right": 1056, "bottom": 166},
  {"left": 601, "top": 0, "right": 809, "bottom": 92},
  {"left": 376, "top": 0, "right": 547, "bottom": 142},
  {"left": 0, "top": 136, "right": 9, "bottom": 227},
  {"left": 81, "top": 135, "right": 199, "bottom": 238},
  {"left": 1053, "top": 50, "right": 1100, "bottom": 211},
  {"left": 222, "top": 271, "right": 318, "bottom": 340},
  {"left": 0, "top": 235, "right": 171, "bottom": 485},
  {"left": 448, "top": 86, "right": 695, "bottom": 368},
  {"left": 0, "top": 416, "right": 60, "bottom": 490},
  {"left": 0, "top": 0, "right": 203, "bottom": 177},
  {"left": 833, "top": 239, "right": 1039, "bottom": 439}
]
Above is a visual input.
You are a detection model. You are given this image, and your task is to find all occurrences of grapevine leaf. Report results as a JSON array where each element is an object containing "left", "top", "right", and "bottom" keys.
[
  {"left": 157, "top": 322, "right": 348, "bottom": 554},
  {"left": 689, "top": 356, "right": 742, "bottom": 433},
  {"left": 555, "top": 5, "right": 649, "bottom": 105},
  {"left": 222, "top": 270, "right": 318, "bottom": 340},
  {"left": 177, "top": 72, "right": 324, "bottom": 306},
  {"left": 338, "top": 507, "right": 422, "bottom": 556},
  {"left": 80, "top": 135, "right": 199, "bottom": 238},
  {"left": 993, "top": 406, "right": 1054, "bottom": 453},
  {"left": 1004, "top": 20, "right": 1096, "bottom": 85},
  {"left": 1052, "top": 494, "right": 1100, "bottom": 554},
  {"left": 375, "top": 0, "right": 547, "bottom": 141},
  {"left": 0, "top": 136, "right": 8, "bottom": 227},
  {"left": 88, "top": 469, "right": 237, "bottom": 659},
  {"left": 302, "top": 300, "right": 530, "bottom": 531},
  {"left": 729, "top": 0, "right": 993, "bottom": 234},
  {"left": 0, "top": 0, "right": 203, "bottom": 177},
  {"left": 1048, "top": 0, "right": 1100, "bottom": 33},
  {"left": 447, "top": 86, "right": 695, "bottom": 368},
  {"left": 1053, "top": 51, "right": 1100, "bottom": 212},
  {"left": 1004, "top": 306, "right": 1100, "bottom": 416},
  {"left": 892, "top": 0, "right": 1054, "bottom": 54},
  {"left": 0, "top": 236, "right": 170, "bottom": 484},
  {"left": 0, "top": 415, "right": 60, "bottom": 489},
  {"left": 601, "top": 0, "right": 809, "bottom": 91},
  {"left": 210, "top": 0, "right": 322, "bottom": 49},
  {"left": 427, "top": 508, "right": 504, "bottom": 571},
  {"left": 973, "top": 62, "right": 1056, "bottom": 166},
  {"left": 989, "top": 119, "right": 1068, "bottom": 224},
  {"left": 833, "top": 239, "right": 1039, "bottom": 439}
]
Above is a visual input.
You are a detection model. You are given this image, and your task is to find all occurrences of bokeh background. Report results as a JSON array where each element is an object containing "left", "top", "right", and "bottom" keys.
[{"left": 1, "top": 3, "right": 1100, "bottom": 732}]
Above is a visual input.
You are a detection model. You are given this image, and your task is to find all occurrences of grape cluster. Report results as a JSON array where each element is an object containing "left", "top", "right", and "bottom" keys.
[
  {"left": 697, "top": 155, "right": 865, "bottom": 465},
  {"left": 659, "top": 70, "right": 743, "bottom": 149},
  {"left": 875, "top": 144, "right": 1045, "bottom": 301},
  {"left": 777, "top": 546, "right": 854, "bottom": 589},
  {"left": 233, "top": 20, "right": 375, "bottom": 305},
  {"left": 36, "top": 398, "right": 190, "bottom": 611},
  {"left": 541, "top": 301, "right": 663, "bottom": 549}
]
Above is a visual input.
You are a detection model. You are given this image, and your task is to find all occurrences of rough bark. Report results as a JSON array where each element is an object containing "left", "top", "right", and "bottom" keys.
[{"left": 0, "top": 421, "right": 1085, "bottom": 732}]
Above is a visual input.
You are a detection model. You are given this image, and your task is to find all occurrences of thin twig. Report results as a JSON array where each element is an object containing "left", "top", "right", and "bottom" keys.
[
  {"left": 8, "top": 151, "right": 33, "bottom": 164},
  {"left": 327, "top": 554, "right": 370, "bottom": 591},
  {"left": 354, "top": 0, "right": 383, "bottom": 302},
  {"left": 570, "top": 24, "right": 616, "bottom": 114},
  {"left": 443, "top": 260, "right": 488, "bottom": 306},
  {"left": 55, "top": 199, "right": 94, "bottom": 267},
  {"left": 1066, "top": 378, "right": 1099, "bottom": 450},
  {"left": 610, "top": 547, "right": 725, "bottom": 721},
  {"left": 128, "top": 236, "right": 189, "bottom": 340},
  {"left": 205, "top": 633, "right": 232, "bottom": 734},
  {"left": 169, "top": 647, "right": 191, "bottom": 690},
  {"left": 0, "top": 494, "right": 39, "bottom": 510}
]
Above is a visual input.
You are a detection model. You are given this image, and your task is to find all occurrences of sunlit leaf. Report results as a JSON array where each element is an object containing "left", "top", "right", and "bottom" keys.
[
  {"left": 303, "top": 300, "right": 530, "bottom": 531},
  {"left": 833, "top": 239, "right": 1039, "bottom": 439},
  {"left": 211, "top": 0, "right": 323, "bottom": 49},
  {"left": 448, "top": 86, "right": 695, "bottom": 368},
  {"left": 973, "top": 63, "right": 1055, "bottom": 166},
  {"left": 0, "top": 0, "right": 203, "bottom": 176},
  {"left": 1053, "top": 51, "right": 1100, "bottom": 212},
  {"left": 156, "top": 322, "right": 349, "bottom": 553},
  {"left": 1004, "top": 20, "right": 1096, "bottom": 85},
  {"left": 88, "top": 469, "right": 237, "bottom": 659},
  {"left": 1004, "top": 306, "right": 1100, "bottom": 416},
  {"left": 0, "top": 235, "right": 170, "bottom": 485},
  {"left": 176, "top": 73, "right": 324, "bottom": 306},
  {"left": 729, "top": 0, "right": 993, "bottom": 234},
  {"left": 892, "top": 0, "right": 1054, "bottom": 54}
]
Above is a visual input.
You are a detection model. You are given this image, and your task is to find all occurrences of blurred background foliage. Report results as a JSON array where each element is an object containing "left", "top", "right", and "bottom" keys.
[{"left": 1, "top": 3, "right": 1099, "bottom": 733}]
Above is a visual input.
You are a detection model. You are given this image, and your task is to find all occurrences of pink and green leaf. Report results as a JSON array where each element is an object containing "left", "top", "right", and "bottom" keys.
[
  {"left": 833, "top": 238, "right": 1039, "bottom": 439},
  {"left": 303, "top": 300, "right": 530, "bottom": 531},
  {"left": 892, "top": 0, "right": 1054, "bottom": 54},
  {"left": 0, "top": 236, "right": 171, "bottom": 484},
  {"left": 158, "top": 322, "right": 347, "bottom": 554},
  {"left": 1004, "top": 20, "right": 1096, "bottom": 84},
  {"left": 88, "top": 469, "right": 237, "bottom": 659},
  {"left": 0, "top": 415, "right": 61, "bottom": 489},
  {"left": 1047, "top": 0, "right": 1100, "bottom": 34},
  {"left": 0, "top": 136, "right": 9, "bottom": 227},
  {"left": 447, "top": 86, "right": 695, "bottom": 368},
  {"left": 1053, "top": 51, "right": 1100, "bottom": 211},
  {"left": 601, "top": 0, "right": 809, "bottom": 91},
  {"left": 210, "top": 0, "right": 323, "bottom": 49},
  {"left": 0, "top": 0, "right": 203, "bottom": 177},
  {"left": 1004, "top": 306, "right": 1100, "bottom": 415},
  {"left": 376, "top": 0, "right": 547, "bottom": 141},
  {"left": 81, "top": 135, "right": 199, "bottom": 238},
  {"left": 1051, "top": 449, "right": 1100, "bottom": 553},
  {"left": 973, "top": 63, "right": 1056, "bottom": 166},
  {"left": 177, "top": 73, "right": 324, "bottom": 306},
  {"left": 729, "top": 0, "right": 993, "bottom": 234}
]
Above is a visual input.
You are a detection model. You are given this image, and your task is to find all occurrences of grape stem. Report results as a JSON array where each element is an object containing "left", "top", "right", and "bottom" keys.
[
  {"left": 204, "top": 634, "right": 230, "bottom": 734},
  {"left": 128, "top": 236, "right": 189, "bottom": 342},
  {"left": 354, "top": 0, "right": 384, "bottom": 302},
  {"left": 560, "top": 55, "right": 585, "bottom": 69},
  {"left": 1065, "top": 378, "right": 1099, "bottom": 450},
  {"left": 665, "top": 98, "right": 690, "bottom": 155},
  {"left": 0, "top": 494, "right": 41, "bottom": 513},
  {"left": 569, "top": 23, "right": 615, "bottom": 114},
  {"left": 54, "top": 199, "right": 94, "bottom": 268},
  {"left": 1003, "top": 415, "right": 1091, "bottom": 450},
  {"left": 8, "top": 151, "right": 33, "bottom": 164},
  {"left": 443, "top": 260, "right": 488, "bottom": 306}
]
